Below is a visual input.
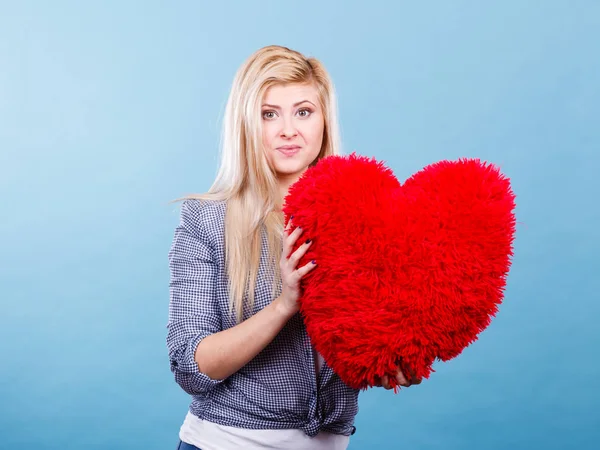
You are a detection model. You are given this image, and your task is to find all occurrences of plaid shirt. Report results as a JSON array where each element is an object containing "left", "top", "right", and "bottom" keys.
[{"left": 166, "top": 199, "right": 359, "bottom": 438}]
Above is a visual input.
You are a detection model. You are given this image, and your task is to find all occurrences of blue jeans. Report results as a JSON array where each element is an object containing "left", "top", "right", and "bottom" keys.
[{"left": 176, "top": 440, "right": 201, "bottom": 450}]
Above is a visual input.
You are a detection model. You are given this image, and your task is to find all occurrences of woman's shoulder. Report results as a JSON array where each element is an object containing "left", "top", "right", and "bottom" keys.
[
  {"left": 181, "top": 197, "right": 226, "bottom": 217},
  {"left": 179, "top": 198, "right": 227, "bottom": 240}
]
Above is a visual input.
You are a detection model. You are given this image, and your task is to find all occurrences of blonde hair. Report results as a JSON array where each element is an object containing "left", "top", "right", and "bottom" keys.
[{"left": 171, "top": 45, "right": 342, "bottom": 323}]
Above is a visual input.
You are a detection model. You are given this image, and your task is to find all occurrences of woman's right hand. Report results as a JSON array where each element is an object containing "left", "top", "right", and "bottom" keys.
[{"left": 278, "top": 216, "right": 317, "bottom": 316}]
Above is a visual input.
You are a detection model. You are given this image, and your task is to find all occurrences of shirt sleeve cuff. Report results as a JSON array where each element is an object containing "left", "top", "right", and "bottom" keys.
[{"left": 170, "top": 332, "right": 224, "bottom": 395}]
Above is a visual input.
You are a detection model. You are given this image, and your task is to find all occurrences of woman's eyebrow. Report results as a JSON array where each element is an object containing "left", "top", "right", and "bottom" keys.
[{"left": 261, "top": 100, "right": 316, "bottom": 109}]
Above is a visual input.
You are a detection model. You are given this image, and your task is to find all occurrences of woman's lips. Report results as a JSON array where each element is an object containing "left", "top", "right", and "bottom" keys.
[{"left": 277, "top": 146, "right": 301, "bottom": 156}]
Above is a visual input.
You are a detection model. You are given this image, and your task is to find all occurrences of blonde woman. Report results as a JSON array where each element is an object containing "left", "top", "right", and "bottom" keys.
[{"left": 166, "top": 45, "right": 419, "bottom": 450}]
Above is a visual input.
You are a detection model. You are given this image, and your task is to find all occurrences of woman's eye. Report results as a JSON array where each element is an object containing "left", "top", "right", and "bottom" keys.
[
  {"left": 262, "top": 111, "right": 276, "bottom": 120},
  {"left": 298, "top": 108, "right": 312, "bottom": 118}
]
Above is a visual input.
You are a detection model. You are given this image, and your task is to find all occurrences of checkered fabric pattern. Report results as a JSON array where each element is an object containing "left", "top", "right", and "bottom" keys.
[{"left": 166, "top": 199, "right": 359, "bottom": 438}]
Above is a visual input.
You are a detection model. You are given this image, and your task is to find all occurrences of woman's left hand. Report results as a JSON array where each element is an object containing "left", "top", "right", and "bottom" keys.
[{"left": 375, "top": 364, "right": 422, "bottom": 390}]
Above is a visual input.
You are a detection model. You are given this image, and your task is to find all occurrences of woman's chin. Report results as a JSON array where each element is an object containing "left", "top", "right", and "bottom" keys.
[{"left": 274, "top": 162, "right": 309, "bottom": 177}]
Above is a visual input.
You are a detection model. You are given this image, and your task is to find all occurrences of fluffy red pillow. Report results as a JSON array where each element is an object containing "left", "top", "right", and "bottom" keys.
[{"left": 283, "top": 153, "right": 516, "bottom": 390}]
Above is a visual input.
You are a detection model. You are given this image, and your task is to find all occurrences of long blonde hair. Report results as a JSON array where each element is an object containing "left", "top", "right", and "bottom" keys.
[{"left": 171, "top": 45, "right": 342, "bottom": 323}]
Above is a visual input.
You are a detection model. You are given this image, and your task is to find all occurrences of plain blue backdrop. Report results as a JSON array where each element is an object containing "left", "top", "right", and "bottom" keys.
[{"left": 1, "top": 1, "right": 598, "bottom": 449}]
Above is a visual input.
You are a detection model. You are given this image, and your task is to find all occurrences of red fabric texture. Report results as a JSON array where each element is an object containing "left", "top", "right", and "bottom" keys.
[{"left": 282, "top": 153, "right": 516, "bottom": 390}]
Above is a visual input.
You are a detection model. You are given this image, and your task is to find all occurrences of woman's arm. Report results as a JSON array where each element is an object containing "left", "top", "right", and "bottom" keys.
[
  {"left": 195, "top": 295, "right": 295, "bottom": 380},
  {"left": 196, "top": 220, "right": 316, "bottom": 380}
]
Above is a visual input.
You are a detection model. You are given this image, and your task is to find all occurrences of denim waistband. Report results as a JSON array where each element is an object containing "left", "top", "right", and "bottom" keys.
[{"left": 176, "top": 440, "right": 201, "bottom": 450}]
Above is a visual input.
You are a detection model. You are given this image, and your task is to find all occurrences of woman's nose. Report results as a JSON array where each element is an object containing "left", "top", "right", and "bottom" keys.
[{"left": 280, "top": 117, "right": 298, "bottom": 137}]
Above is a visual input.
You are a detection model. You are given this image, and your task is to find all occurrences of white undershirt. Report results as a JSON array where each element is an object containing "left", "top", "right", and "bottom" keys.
[
  {"left": 179, "top": 411, "right": 349, "bottom": 450},
  {"left": 179, "top": 351, "right": 350, "bottom": 450}
]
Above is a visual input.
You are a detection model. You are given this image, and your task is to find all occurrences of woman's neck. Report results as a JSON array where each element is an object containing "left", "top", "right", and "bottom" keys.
[{"left": 277, "top": 174, "right": 301, "bottom": 212}]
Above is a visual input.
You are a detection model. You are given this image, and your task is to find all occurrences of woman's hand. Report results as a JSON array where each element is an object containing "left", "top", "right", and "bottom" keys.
[
  {"left": 375, "top": 361, "right": 422, "bottom": 390},
  {"left": 278, "top": 216, "right": 317, "bottom": 316}
]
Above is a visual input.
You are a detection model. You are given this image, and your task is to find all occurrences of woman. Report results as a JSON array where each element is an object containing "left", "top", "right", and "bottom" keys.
[{"left": 167, "top": 45, "right": 419, "bottom": 450}]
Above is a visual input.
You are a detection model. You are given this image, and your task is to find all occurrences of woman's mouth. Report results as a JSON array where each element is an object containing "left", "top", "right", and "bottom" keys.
[{"left": 277, "top": 146, "right": 301, "bottom": 156}]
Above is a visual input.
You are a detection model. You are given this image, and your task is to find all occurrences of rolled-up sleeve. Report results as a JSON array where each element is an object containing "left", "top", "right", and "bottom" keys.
[{"left": 166, "top": 199, "right": 224, "bottom": 395}]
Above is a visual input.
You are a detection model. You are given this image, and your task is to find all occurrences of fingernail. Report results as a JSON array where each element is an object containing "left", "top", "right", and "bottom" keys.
[
  {"left": 311, "top": 260, "right": 316, "bottom": 264},
  {"left": 305, "top": 239, "right": 311, "bottom": 244},
  {"left": 290, "top": 215, "right": 294, "bottom": 219}
]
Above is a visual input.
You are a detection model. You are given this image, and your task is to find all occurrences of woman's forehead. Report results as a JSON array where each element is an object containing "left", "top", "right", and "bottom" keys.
[{"left": 262, "top": 83, "right": 319, "bottom": 105}]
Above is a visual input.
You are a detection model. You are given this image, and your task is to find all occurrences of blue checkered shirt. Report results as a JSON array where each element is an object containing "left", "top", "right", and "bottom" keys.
[{"left": 166, "top": 199, "right": 359, "bottom": 438}]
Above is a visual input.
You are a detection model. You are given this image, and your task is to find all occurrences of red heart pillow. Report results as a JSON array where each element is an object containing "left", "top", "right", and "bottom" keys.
[{"left": 283, "top": 153, "right": 516, "bottom": 390}]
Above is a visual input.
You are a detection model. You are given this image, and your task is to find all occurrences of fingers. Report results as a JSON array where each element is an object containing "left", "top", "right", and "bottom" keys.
[
  {"left": 284, "top": 237, "right": 316, "bottom": 281},
  {"left": 381, "top": 375, "right": 393, "bottom": 390},
  {"left": 281, "top": 217, "right": 317, "bottom": 280},
  {"left": 288, "top": 238, "right": 312, "bottom": 267},
  {"left": 408, "top": 370, "right": 422, "bottom": 385},
  {"left": 284, "top": 215, "right": 295, "bottom": 237},
  {"left": 285, "top": 215, "right": 293, "bottom": 232},
  {"left": 396, "top": 368, "right": 411, "bottom": 387},
  {"left": 377, "top": 373, "right": 408, "bottom": 390},
  {"left": 283, "top": 225, "right": 304, "bottom": 259},
  {"left": 296, "top": 259, "right": 317, "bottom": 278},
  {"left": 404, "top": 364, "right": 422, "bottom": 385},
  {"left": 376, "top": 365, "right": 422, "bottom": 391},
  {"left": 282, "top": 217, "right": 313, "bottom": 266}
]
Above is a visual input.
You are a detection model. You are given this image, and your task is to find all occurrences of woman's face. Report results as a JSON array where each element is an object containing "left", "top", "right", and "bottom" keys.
[{"left": 261, "top": 83, "right": 325, "bottom": 182}]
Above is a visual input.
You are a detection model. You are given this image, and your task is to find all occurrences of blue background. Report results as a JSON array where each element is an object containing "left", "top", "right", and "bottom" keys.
[{"left": 1, "top": 1, "right": 598, "bottom": 448}]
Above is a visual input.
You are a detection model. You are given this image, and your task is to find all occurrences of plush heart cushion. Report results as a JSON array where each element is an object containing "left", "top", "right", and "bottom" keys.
[{"left": 282, "top": 153, "right": 516, "bottom": 390}]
